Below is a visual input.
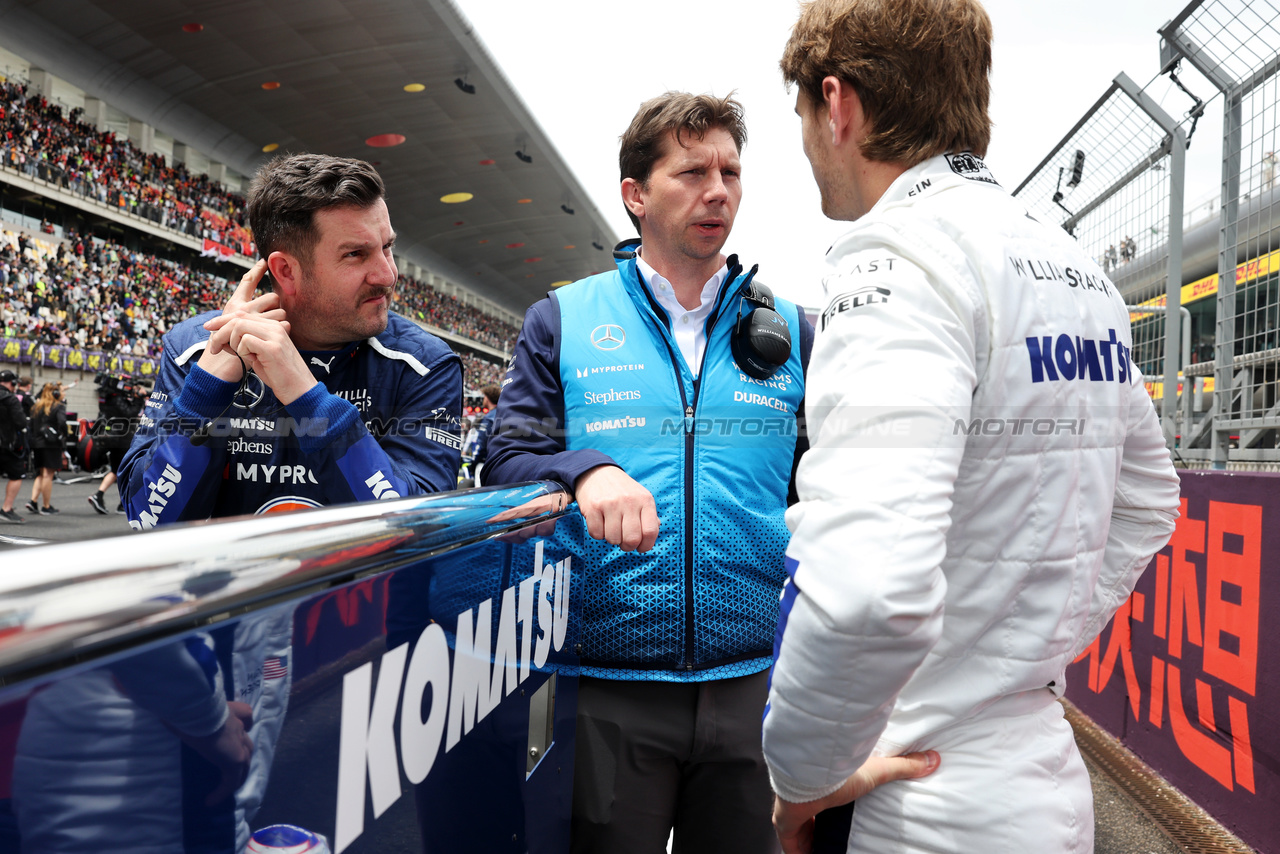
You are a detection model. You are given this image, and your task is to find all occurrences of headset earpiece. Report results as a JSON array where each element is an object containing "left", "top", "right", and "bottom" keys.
[{"left": 731, "top": 276, "right": 791, "bottom": 380}]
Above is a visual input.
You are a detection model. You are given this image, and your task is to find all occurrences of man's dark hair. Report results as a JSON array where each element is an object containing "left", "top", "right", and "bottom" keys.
[
  {"left": 247, "top": 153, "right": 385, "bottom": 265},
  {"left": 481, "top": 384, "right": 502, "bottom": 406},
  {"left": 618, "top": 92, "right": 747, "bottom": 233}
]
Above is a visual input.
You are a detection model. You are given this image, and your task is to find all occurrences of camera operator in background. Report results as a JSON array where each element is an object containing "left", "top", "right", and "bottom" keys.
[
  {"left": 87, "top": 373, "right": 147, "bottom": 515},
  {"left": 0, "top": 370, "right": 26, "bottom": 524},
  {"left": 25, "top": 382, "right": 66, "bottom": 516}
]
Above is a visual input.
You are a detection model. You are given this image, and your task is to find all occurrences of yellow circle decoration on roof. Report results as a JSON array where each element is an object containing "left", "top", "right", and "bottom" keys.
[
  {"left": 262, "top": 143, "right": 279, "bottom": 152},
  {"left": 403, "top": 83, "right": 425, "bottom": 93},
  {"left": 440, "top": 192, "right": 473, "bottom": 204},
  {"left": 551, "top": 280, "right": 572, "bottom": 288}
]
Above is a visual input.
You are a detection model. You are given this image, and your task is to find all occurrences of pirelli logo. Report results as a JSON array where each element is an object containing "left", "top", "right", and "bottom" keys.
[
  {"left": 821, "top": 286, "right": 891, "bottom": 330},
  {"left": 426, "top": 427, "right": 462, "bottom": 449}
]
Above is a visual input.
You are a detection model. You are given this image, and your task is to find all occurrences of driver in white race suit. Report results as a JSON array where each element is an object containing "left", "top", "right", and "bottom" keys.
[{"left": 761, "top": 2, "right": 1182, "bottom": 853}]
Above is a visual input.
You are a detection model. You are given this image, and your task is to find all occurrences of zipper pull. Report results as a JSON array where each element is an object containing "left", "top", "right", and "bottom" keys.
[{"left": 684, "top": 405, "right": 694, "bottom": 434}]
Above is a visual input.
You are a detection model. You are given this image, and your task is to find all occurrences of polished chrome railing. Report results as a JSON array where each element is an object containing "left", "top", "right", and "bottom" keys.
[{"left": 0, "top": 482, "right": 570, "bottom": 686}]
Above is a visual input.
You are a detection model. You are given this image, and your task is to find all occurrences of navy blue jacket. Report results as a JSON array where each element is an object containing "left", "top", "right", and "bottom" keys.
[
  {"left": 122, "top": 311, "right": 462, "bottom": 528},
  {"left": 472, "top": 409, "right": 496, "bottom": 470}
]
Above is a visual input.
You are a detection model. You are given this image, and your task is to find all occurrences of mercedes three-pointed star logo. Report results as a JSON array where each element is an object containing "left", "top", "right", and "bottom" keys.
[
  {"left": 232, "top": 372, "right": 267, "bottom": 409},
  {"left": 590, "top": 324, "right": 626, "bottom": 351}
]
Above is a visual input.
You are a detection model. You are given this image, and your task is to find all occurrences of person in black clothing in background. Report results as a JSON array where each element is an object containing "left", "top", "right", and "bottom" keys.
[
  {"left": 87, "top": 375, "right": 147, "bottom": 515},
  {"left": 25, "top": 382, "right": 66, "bottom": 515},
  {"left": 470, "top": 384, "right": 500, "bottom": 485},
  {"left": 15, "top": 377, "right": 34, "bottom": 477},
  {"left": 15, "top": 377, "right": 33, "bottom": 418},
  {"left": 0, "top": 370, "right": 26, "bottom": 523}
]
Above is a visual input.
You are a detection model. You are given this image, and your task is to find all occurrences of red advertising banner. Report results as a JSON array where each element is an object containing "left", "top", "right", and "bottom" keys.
[
  {"left": 1067, "top": 470, "right": 1276, "bottom": 851},
  {"left": 200, "top": 237, "right": 234, "bottom": 261}
]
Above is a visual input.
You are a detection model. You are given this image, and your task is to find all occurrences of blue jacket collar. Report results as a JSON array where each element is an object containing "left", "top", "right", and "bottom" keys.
[{"left": 611, "top": 238, "right": 753, "bottom": 323}]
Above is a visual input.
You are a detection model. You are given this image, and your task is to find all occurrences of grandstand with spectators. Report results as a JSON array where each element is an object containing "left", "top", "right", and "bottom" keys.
[{"left": 0, "top": 60, "right": 546, "bottom": 393}]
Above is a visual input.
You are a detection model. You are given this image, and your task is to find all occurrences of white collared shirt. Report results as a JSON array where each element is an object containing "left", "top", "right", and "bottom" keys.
[{"left": 636, "top": 249, "right": 727, "bottom": 377}]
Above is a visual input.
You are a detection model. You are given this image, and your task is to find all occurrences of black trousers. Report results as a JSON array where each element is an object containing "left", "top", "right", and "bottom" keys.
[{"left": 571, "top": 671, "right": 778, "bottom": 854}]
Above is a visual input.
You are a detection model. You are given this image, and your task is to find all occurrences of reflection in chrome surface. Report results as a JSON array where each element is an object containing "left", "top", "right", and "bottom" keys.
[
  {"left": 0, "top": 482, "right": 570, "bottom": 683},
  {"left": 0, "top": 483, "right": 581, "bottom": 854}
]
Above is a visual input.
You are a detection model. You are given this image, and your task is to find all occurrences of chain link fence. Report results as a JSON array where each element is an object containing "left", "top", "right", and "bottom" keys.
[
  {"left": 1159, "top": 0, "right": 1280, "bottom": 468},
  {"left": 1016, "top": 0, "right": 1280, "bottom": 469},
  {"left": 1013, "top": 74, "right": 1188, "bottom": 450}
]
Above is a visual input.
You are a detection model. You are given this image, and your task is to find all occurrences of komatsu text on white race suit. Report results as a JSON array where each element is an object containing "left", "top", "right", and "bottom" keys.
[{"left": 762, "top": 153, "right": 1181, "bottom": 854}]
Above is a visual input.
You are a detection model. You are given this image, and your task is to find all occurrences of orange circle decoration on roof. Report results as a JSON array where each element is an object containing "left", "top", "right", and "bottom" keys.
[
  {"left": 261, "top": 81, "right": 281, "bottom": 90},
  {"left": 440, "top": 192, "right": 473, "bottom": 204},
  {"left": 479, "top": 159, "right": 495, "bottom": 165},
  {"left": 477, "top": 239, "right": 489, "bottom": 244},
  {"left": 505, "top": 243, "right": 525, "bottom": 249},
  {"left": 262, "top": 143, "right": 279, "bottom": 153},
  {"left": 524, "top": 257, "right": 542, "bottom": 263},
  {"left": 366, "top": 133, "right": 406, "bottom": 148},
  {"left": 403, "top": 83, "right": 425, "bottom": 93},
  {"left": 564, "top": 245, "right": 576, "bottom": 250},
  {"left": 182, "top": 23, "right": 203, "bottom": 33},
  {"left": 517, "top": 199, "right": 532, "bottom": 204}
]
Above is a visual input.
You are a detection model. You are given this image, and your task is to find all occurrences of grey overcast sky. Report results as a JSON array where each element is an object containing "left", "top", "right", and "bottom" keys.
[{"left": 452, "top": 0, "right": 1212, "bottom": 309}]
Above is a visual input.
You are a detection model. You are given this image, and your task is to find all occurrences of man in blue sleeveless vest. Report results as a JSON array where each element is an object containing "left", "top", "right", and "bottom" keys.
[{"left": 486, "top": 93, "right": 813, "bottom": 853}]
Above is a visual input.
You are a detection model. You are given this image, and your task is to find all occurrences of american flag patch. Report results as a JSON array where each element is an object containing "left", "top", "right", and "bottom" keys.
[{"left": 263, "top": 655, "right": 288, "bottom": 680}]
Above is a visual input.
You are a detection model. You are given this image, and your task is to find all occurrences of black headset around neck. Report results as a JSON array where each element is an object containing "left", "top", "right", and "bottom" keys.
[
  {"left": 619, "top": 243, "right": 792, "bottom": 380},
  {"left": 726, "top": 258, "right": 792, "bottom": 380}
]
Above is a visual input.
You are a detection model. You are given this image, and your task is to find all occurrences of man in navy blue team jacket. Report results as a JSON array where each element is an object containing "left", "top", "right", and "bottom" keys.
[
  {"left": 485, "top": 92, "right": 812, "bottom": 853},
  {"left": 122, "top": 153, "right": 462, "bottom": 527}
]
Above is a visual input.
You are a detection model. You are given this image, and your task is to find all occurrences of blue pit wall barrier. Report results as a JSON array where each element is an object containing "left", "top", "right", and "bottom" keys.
[{"left": 0, "top": 482, "right": 580, "bottom": 854}]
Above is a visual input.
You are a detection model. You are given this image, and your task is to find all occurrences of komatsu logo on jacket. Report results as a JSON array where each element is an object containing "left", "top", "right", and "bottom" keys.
[
  {"left": 1026, "top": 329, "right": 1133, "bottom": 384},
  {"left": 130, "top": 463, "right": 182, "bottom": 530},
  {"left": 584, "top": 415, "right": 646, "bottom": 432}
]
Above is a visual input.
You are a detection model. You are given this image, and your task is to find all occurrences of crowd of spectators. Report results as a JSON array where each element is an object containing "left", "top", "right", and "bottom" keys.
[
  {"left": 391, "top": 273, "right": 518, "bottom": 352},
  {"left": 459, "top": 351, "right": 505, "bottom": 389},
  {"left": 0, "top": 76, "right": 517, "bottom": 385},
  {"left": 0, "top": 81, "right": 253, "bottom": 256},
  {"left": 0, "top": 226, "right": 507, "bottom": 389},
  {"left": 0, "top": 227, "right": 230, "bottom": 357}
]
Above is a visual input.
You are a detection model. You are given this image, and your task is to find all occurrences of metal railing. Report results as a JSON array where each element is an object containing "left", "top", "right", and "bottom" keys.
[
  {"left": 1014, "top": 74, "right": 1188, "bottom": 449},
  {"left": 0, "top": 482, "right": 569, "bottom": 685},
  {"left": 1162, "top": 0, "right": 1280, "bottom": 466},
  {"left": 1016, "top": 0, "right": 1280, "bottom": 469}
]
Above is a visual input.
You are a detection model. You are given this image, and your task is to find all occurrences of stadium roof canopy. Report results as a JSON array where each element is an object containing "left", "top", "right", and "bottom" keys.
[{"left": 0, "top": 0, "right": 621, "bottom": 316}]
